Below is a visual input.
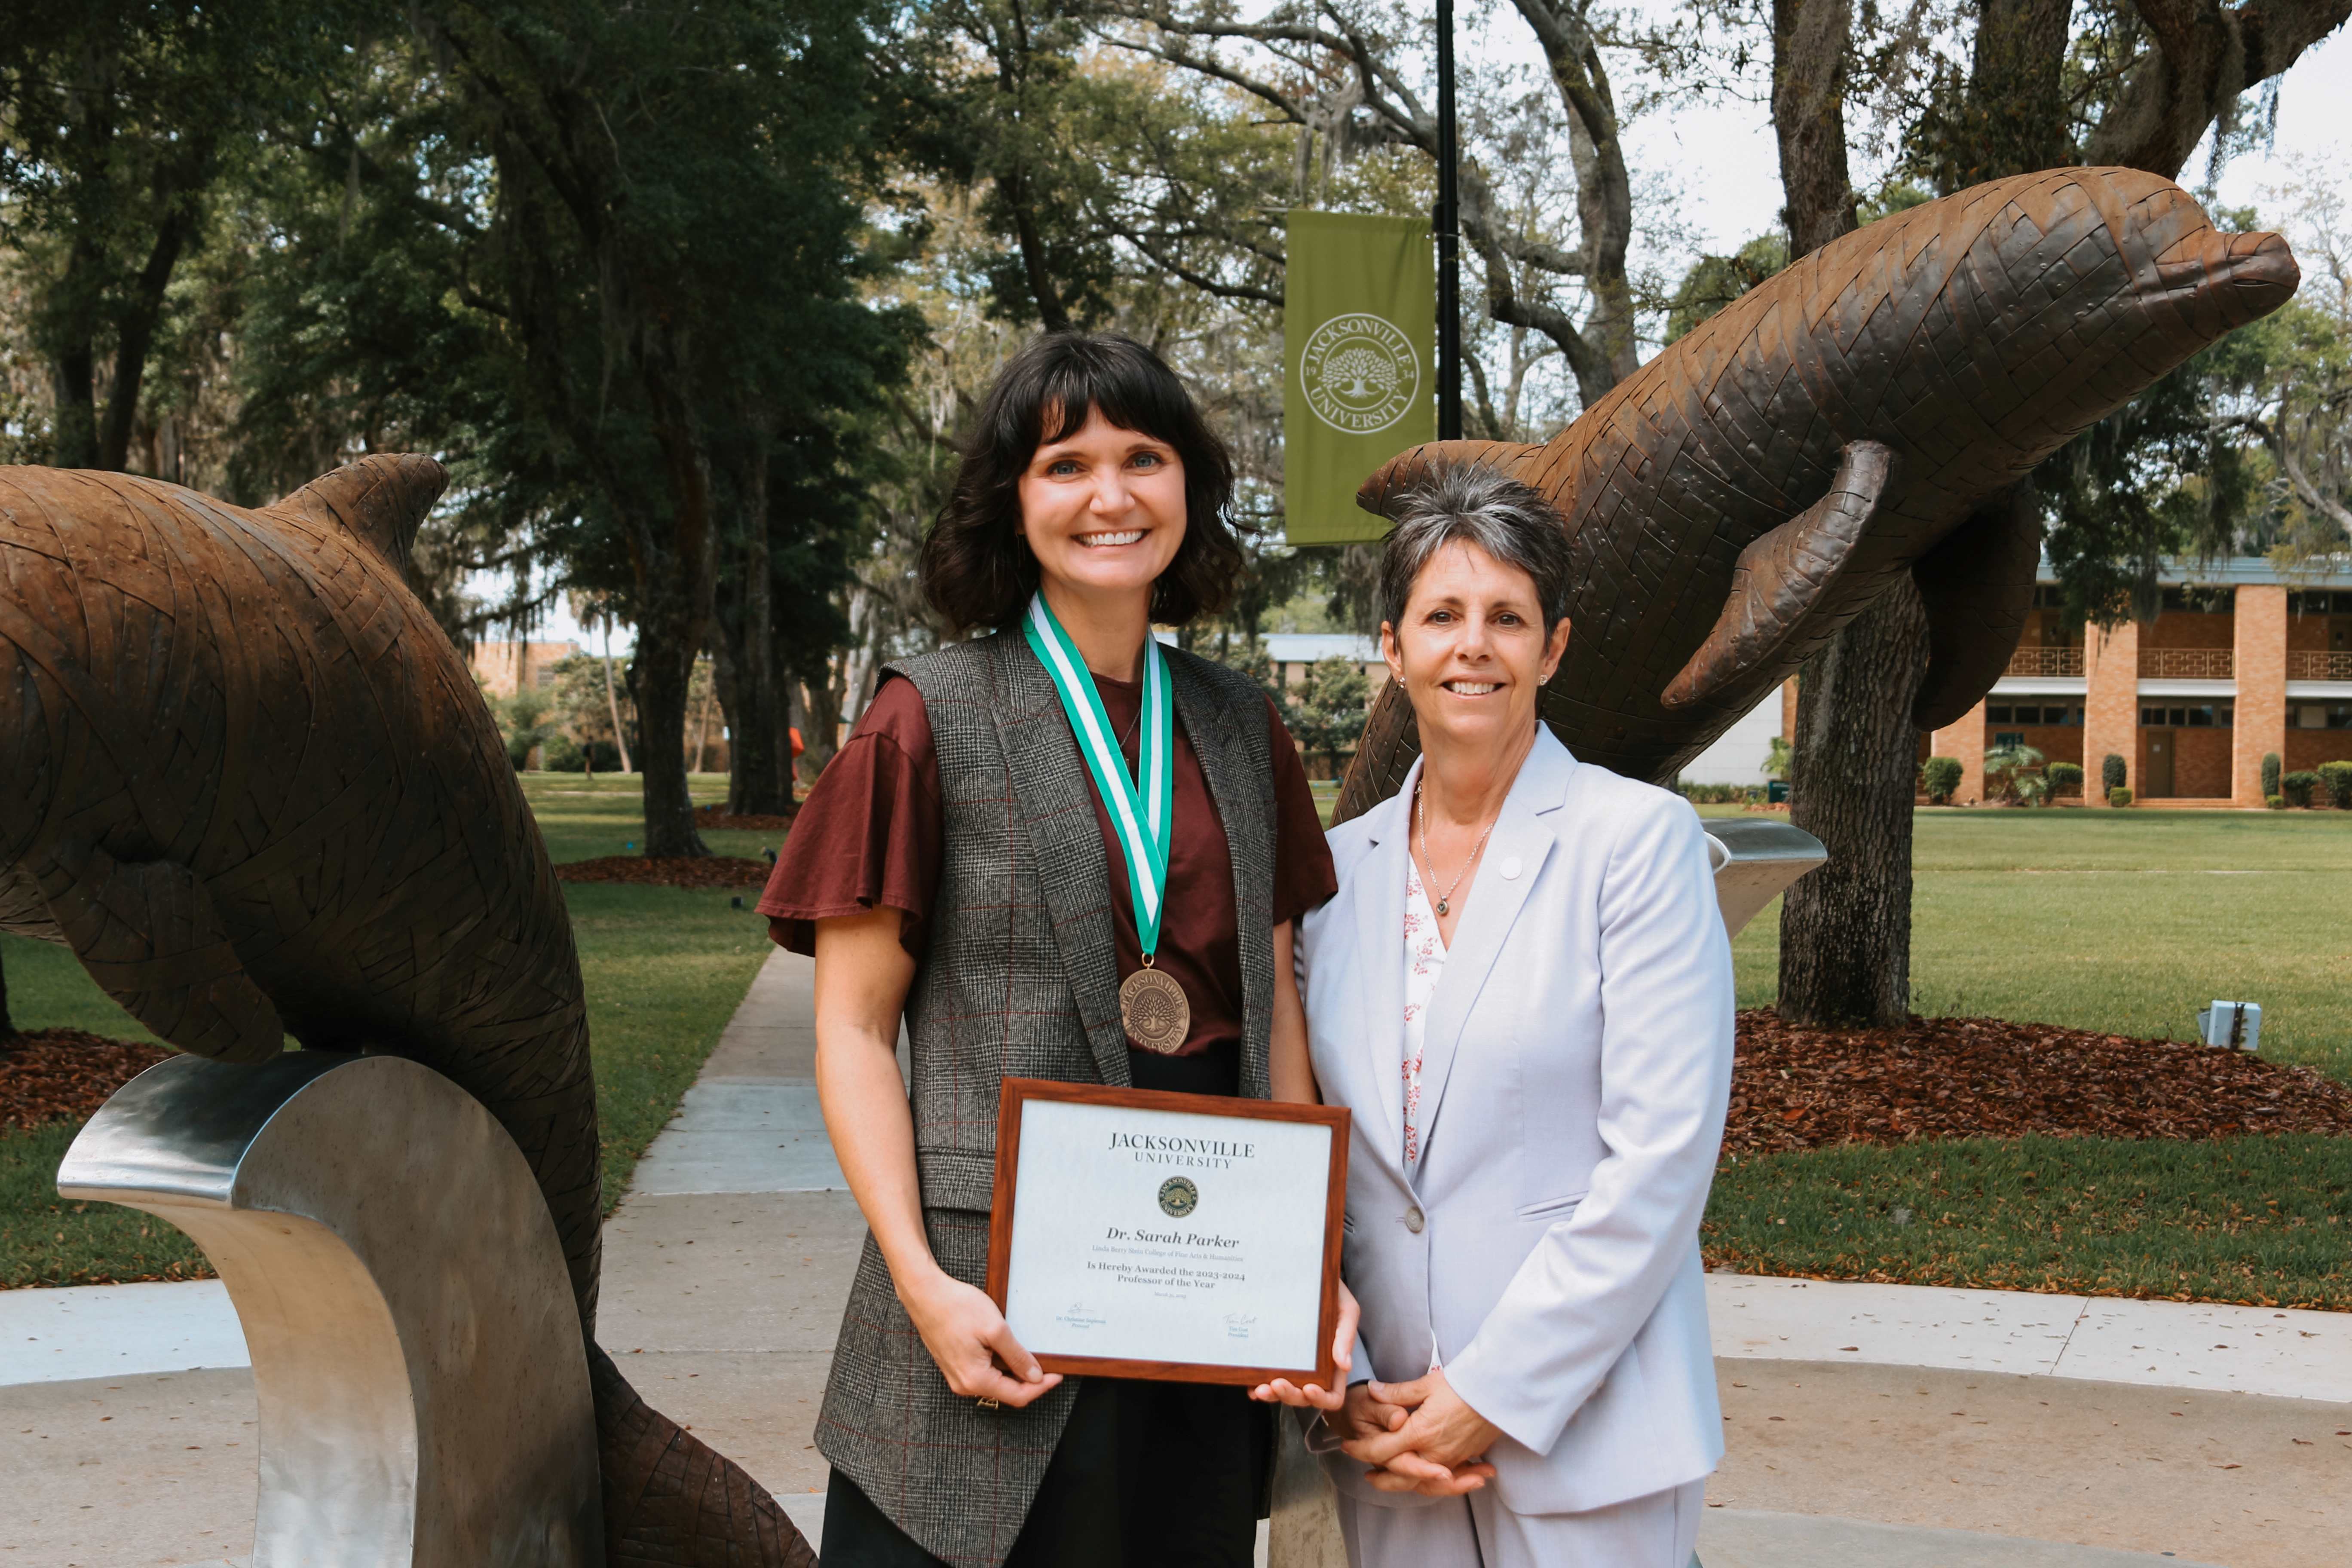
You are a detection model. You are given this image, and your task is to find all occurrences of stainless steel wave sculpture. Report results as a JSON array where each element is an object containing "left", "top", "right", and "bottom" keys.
[
  {"left": 0, "top": 456, "right": 814, "bottom": 1566},
  {"left": 1338, "top": 167, "right": 2300, "bottom": 819}
]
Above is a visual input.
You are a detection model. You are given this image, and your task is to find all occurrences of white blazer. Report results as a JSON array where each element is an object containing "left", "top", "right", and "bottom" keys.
[{"left": 1297, "top": 726, "right": 1734, "bottom": 1516}]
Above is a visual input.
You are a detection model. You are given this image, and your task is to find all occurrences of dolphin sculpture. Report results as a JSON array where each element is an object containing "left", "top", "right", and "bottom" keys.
[
  {"left": 0, "top": 457, "right": 812, "bottom": 1566},
  {"left": 1337, "top": 167, "right": 2299, "bottom": 816}
]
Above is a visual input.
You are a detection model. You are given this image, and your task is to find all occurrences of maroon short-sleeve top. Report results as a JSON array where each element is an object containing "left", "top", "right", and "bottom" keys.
[{"left": 757, "top": 667, "right": 1337, "bottom": 1064}]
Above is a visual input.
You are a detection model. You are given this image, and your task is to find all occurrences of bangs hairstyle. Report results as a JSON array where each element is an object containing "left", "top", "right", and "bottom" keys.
[{"left": 920, "top": 332, "right": 1243, "bottom": 633}]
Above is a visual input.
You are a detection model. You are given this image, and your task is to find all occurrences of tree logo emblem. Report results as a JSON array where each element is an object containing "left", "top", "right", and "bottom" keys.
[
  {"left": 1300, "top": 313, "right": 1421, "bottom": 435},
  {"left": 1158, "top": 1177, "right": 1198, "bottom": 1218}
]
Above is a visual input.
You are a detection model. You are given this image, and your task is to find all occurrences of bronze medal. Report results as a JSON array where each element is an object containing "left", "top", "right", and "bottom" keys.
[{"left": 1120, "top": 965, "right": 1191, "bottom": 1053}]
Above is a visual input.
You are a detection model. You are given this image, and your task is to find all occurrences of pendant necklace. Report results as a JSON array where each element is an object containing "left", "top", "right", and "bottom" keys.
[
  {"left": 1023, "top": 594, "right": 1191, "bottom": 1053},
  {"left": 1415, "top": 781, "right": 1498, "bottom": 918}
]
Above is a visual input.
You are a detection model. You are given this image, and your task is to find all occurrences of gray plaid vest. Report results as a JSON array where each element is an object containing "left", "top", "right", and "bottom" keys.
[{"left": 815, "top": 630, "right": 1278, "bottom": 1566}]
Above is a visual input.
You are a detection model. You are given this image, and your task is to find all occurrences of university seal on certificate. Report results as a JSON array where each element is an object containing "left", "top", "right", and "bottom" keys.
[{"left": 987, "top": 1079, "right": 1350, "bottom": 1387}]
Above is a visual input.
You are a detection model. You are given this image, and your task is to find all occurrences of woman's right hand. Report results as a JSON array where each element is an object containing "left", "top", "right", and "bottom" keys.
[
  {"left": 898, "top": 1266, "right": 1065, "bottom": 1408},
  {"left": 1333, "top": 1380, "right": 1411, "bottom": 1442}
]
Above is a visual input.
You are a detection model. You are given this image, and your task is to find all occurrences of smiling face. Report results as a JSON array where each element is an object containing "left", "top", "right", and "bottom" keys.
[
  {"left": 1382, "top": 539, "right": 1570, "bottom": 758},
  {"left": 1016, "top": 406, "right": 1188, "bottom": 610}
]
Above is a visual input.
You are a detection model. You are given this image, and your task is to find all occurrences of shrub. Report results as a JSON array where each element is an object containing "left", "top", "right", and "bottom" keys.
[
  {"left": 2318, "top": 761, "right": 2352, "bottom": 809},
  {"left": 2101, "top": 753, "right": 2127, "bottom": 793},
  {"left": 1764, "top": 736, "right": 1793, "bottom": 782},
  {"left": 2282, "top": 770, "right": 2319, "bottom": 808},
  {"left": 2261, "top": 751, "right": 2282, "bottom": 799},
  {"left": 2267, "top": 794, "right": 2287, "bottom": 810},
  {"left": 2107, "top": 787, "right": 2134, "bottom": 808},
  {"left": 1921, "top": 756, "right": 1963, "bottom": 804},
  {"left": 542, "top": 734, "right": 586, "bottom": 772},
  {"left": 1676, "top": 781, "right": 1758, "bottom": 805},
  {"left": 1984, "top": 742, "right": 2047, "bottom": 805},
  {"left": 2047, "top": 761, "right": 2083, "bottom": 796}
]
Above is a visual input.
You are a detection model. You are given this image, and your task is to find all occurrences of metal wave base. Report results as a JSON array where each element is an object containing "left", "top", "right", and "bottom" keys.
[
  {"left": 1266, "top": 817, "right": 1824, "bottom": 1567},
  {"left": 57, "top": 1051, "right": 600, "bottom": 1568}
]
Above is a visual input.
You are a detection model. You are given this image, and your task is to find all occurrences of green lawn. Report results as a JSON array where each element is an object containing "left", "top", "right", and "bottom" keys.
[
  {"left": 0, "top": 773, "right": 773, "bottom": 1287},
  {"left": 1704, "top": 1133, "right": 2352, "bottom": 1310},
  {"left": 1723, "top": 807, "right": 2352, "bottom": 1085}
]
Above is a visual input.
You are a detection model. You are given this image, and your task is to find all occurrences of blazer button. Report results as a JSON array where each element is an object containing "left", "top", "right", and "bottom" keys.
[{"left": 1405, "top": 1206, "right": 1424, "bottom": 1234}]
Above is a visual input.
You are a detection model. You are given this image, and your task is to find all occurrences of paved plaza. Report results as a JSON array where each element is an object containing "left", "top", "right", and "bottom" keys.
[{"left": 2, "top": 949, "right": 2344, "bottom": 1567}]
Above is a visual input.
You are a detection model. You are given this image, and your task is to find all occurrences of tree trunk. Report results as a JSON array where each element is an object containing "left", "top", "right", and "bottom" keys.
[
  {"left": 1779, "top": 582, "right": 1931, "bottom": 1026},
  {"left": 602, "top": 636, "right": 634, "bottom": 773},
  {"left": 631, "top": 627, "right": 710, "bottom": 858},
  {"left": 718, "top": 445, "right": 795, "bottom": 817},
  {"left": 0, "top": 947, "right": 14, "bottom": 1040},
  {"left": 96, "top": 190, "right": 205, "bottom": 472},
  {"left": 1771, "top": 0, "right": 1858, "bottom": 254}
]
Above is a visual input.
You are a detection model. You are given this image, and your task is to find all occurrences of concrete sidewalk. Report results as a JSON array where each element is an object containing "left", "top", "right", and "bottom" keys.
[{"left": 3, "top": 946, "right": 2345, "bottom": 1567}]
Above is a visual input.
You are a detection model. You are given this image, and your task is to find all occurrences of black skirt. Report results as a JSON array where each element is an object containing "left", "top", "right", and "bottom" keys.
[{"left": 821, "top": 1374, "right": 1270, "bottom": 1568}]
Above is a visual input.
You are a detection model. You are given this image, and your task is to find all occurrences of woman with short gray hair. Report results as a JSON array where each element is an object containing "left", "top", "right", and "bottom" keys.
[{"left": 1267, "top": 462, "right": 1736, "bottom": 1566}]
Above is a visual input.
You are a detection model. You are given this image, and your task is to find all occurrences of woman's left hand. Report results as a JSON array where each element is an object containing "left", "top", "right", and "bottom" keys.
[
  {"left": 1338, "top": 1369, "right": 1504, "bottom": 1493},
  {"left": 1249, "top": 1281, "right": 1361, "bottom": 1411}
]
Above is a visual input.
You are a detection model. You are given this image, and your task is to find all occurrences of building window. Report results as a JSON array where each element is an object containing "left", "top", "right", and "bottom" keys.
[
  {"left": 2158, "top": 585, "right": 2235, "bottom": 613},
  {"left": 536, "top": 667, "right": 557, "bottom": 691},
  {"left": 1988, "top": 703, "right": 2082, "bottom": 726},
  {"left": 2293, "top": 703, "right": 2352, "bottom": 729},
  {"left": 2140, "top": 704, "right": 2233, "bottom": 727},
  {"left": 1993, "top": 731, "right": 2026, "bottom": 748},
  {"left": 2289, "top": 591, "right": 2352, "bottom": 615}
]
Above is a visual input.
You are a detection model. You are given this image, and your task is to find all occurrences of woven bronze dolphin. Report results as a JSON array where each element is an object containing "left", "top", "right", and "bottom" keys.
[
  {"left": 0, "top": 458, "right": 812, "bottom": 1566},
  {"left": 1337, "top": 167, "right": 2299, "bottom": 817}
]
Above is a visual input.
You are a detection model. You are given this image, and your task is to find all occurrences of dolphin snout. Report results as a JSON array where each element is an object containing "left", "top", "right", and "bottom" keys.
[{"left": 2215, "top": 231, "right": 2300, "bottom": 324}]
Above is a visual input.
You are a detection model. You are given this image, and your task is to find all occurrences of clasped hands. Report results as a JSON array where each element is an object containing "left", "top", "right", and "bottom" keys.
[{"left": 1250, "top": 1286, "right": 1502, "bottom": 1497}]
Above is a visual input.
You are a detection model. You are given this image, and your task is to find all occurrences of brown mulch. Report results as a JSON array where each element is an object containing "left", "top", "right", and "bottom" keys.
[
  {"left": 0, "top": 1030, "right": 172, "bottom": 1129},
  {"left": 554, "top": 854, "right": 773, "bottom": 890},
  {"left": 692, "top": 803, "right": 797, "bottom": 832},
  {"left": 1727, "top": 1009, "right": 2352, "bottom": 1157}
]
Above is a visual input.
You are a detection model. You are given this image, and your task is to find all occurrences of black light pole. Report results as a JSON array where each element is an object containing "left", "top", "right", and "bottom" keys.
[{"left": 1434, "top": 0, "right": 1461, "bottom": 440}]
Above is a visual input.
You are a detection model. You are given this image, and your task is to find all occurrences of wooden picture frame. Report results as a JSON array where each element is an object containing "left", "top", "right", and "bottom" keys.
[{"left": 986, "top": 1077, "right": 1351, "bottom": 1387}]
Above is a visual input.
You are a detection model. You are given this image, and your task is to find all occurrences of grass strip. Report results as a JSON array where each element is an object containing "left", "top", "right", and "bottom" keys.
[{"left": 1703, "top": 1133, "right": 2352, "bottom": 1310}]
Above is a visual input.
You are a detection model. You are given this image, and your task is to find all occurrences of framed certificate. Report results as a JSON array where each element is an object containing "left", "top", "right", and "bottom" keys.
[{"left": 986, "top": 1078, "right": 1351, "bottom": 1387}]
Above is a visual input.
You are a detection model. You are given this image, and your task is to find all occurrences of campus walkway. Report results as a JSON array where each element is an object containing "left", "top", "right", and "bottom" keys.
[{"left": 3, "top": 949, "right": 2347, "bottom": 1566}]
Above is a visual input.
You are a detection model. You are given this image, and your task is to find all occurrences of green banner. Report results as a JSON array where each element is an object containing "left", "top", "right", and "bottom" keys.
[{"left": 1283, "top": 209, "right": 1436, "bottom": 545}]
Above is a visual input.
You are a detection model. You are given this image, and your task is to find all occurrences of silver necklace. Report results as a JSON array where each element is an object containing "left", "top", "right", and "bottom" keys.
[{"left": 1415, "top": 782, "right": 1499, "bottom": 918}]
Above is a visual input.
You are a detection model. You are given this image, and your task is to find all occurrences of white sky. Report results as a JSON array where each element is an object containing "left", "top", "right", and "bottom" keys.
[{"left": 500, "top": 20, "right": 2352, "bottom": 654}]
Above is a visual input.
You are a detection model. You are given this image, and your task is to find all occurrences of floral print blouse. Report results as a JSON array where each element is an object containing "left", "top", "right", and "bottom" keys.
[{"left": 1401, "top": 858, "right": 1448, "bottom": 1170}]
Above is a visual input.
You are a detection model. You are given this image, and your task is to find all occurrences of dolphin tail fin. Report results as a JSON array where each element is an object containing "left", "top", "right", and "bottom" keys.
[
  {"left": 1662, "top": 441, "right": 1897, "bottom": 710},
  {"left": 591, "top": 1344, "right": 818, "bottom": 1566},
  {"left": 1354, "top": 440, "right": 1537, "bottom": 520},
  {"left": 1911, "top": 483, "right": 2043, "bottom": 731},
  {"left": 271, "top": 454, "right": 449, "bottom": 573},
  {"left": 34, "top": 844, "right": 285, "bottom": 1064}
]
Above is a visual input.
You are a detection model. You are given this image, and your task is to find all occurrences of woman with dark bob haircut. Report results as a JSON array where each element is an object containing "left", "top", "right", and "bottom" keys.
[{"left": 757, "top": 331, "right": 1354, "bottom": 1568}]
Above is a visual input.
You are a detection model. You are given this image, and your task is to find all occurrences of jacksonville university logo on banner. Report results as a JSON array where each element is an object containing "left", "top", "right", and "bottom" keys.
[{"left": 1283, "top": 210, "right": 1436, "bottom": 544}]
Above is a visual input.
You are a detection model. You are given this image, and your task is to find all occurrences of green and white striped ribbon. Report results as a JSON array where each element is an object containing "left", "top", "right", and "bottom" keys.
[{"left": 1022, "top": 592, "right": 1173, "bottom": 957}]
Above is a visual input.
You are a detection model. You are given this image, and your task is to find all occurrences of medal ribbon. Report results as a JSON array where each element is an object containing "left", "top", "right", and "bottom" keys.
[{"left": 1023, "top": 593, "right": 1174, "bottom": 959}]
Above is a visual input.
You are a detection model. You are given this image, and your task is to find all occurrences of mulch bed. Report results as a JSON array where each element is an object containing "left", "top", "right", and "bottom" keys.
[
  {"left": 1727, "top": 1009, "right": 2352, "bottom": 1157},
  {"left": 0, "top": 1030, "right": 172, "bottom": 1129},
  {"left": 554, "top": 854, "right": 773, "bottom": 890},
  {"left": 692, "top": 803, "right": 797, "bottom": 832}
]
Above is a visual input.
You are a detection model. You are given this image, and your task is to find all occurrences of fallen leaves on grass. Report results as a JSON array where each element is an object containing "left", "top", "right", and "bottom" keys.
[
  {"left": 555, "top": 855, "right": 772, "bottom": 890},
  {"left": 0, "top": 1031, "right": 170, "bottom": 1129},
  {"left": 1727, "top": 1011, "right": 2352, "bottom": 1156},
  {"left": 692, "top": 803, "right": 796, "bottom": 832}
]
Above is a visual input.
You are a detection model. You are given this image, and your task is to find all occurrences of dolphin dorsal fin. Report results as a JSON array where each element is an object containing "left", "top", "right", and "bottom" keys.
[
  {"left": 1661, "top": 441, "right": 1897, "bottom": 710},
  {"left": 271, "top": 454, "right": 448, "bottom": 573}
]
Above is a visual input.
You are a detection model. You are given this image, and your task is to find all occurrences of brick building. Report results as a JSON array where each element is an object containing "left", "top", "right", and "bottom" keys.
[
  {"left": 469, "top": 640, "right": 583, "bottom": 699},
  {"left": 1919, "top": 558, "right": 2352, "bottom": 806}
]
